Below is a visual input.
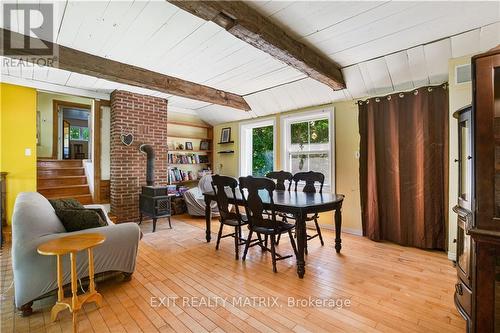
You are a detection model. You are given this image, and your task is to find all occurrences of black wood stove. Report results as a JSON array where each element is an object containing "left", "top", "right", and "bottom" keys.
[{"left": 138, "top": 144, "right": 172, "bottom": 232}]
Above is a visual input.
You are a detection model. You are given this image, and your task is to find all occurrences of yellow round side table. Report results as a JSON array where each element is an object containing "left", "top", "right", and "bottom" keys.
[{"left": 37, "top": 233, "right": 106, "bottom": 333}]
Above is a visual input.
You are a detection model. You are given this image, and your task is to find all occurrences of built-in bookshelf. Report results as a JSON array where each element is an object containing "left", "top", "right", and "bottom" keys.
[{"left": 166, "top": 120, "right": 213, "bottom": 186}]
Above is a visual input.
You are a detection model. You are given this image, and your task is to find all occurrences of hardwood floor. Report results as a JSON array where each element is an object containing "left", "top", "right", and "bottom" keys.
[{"left": 1, "top": 214, "right": 464, "bottom": 332}]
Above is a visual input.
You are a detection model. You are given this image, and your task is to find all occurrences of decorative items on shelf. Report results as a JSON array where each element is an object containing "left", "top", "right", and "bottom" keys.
[
  {"left": 220, "top": 127, "right": 231, "bottom": 143},
  {"left": 185, "top": 142, "right": 193, "bottom": 150},
  {"left": 200, "top": 140, "right": 210, "bottom": 150}
]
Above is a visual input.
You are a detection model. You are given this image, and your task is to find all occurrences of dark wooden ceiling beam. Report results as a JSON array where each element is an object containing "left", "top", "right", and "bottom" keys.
[
  {"left": 1, "top": 28, "right": 251, "bottom": 111},
  {"left": 168, "top": 0, "right": 345, "bottom": 90}
]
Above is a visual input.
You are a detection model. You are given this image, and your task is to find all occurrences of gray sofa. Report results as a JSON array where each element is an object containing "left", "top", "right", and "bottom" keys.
[{"left": 12, "top": 192, "right": 141, "bottom": 314}]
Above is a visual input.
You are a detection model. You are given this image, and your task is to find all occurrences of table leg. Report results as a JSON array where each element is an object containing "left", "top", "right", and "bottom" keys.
[
  {"left": 70, "top": 252, "right": 78, "bottom": 333},
  {"left": 88, "top": 248, "right": 102, "bottom": 307},
  {"left": 295, "top": 211, "right": 306, "bottom": 278},
  {"left": 335, "top": 207, "right": 342, "bottom": 253},
  {"left": 88, "top": 249, "right": 95, "bottom": 293},
  {"left": 51, "top": 255, "right": 68, "bottom": 322},
  {"left": 56, "top": 255, "right": 64, "bottom": 301},
  {"left": 204, "top": 196, "right": 212, "bottom": 242}
]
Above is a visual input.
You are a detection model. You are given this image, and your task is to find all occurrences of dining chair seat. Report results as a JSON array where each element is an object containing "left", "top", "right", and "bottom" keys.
[
  {"left": 252, "top": 220, "right": 295, "bottom": 235},
  {"left": 220, "top": 213, "right": 248, "bottom": 226}
]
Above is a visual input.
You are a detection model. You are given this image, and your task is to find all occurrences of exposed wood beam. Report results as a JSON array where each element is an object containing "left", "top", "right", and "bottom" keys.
[
  {"left": 0, "top": 28, "right": 251, "bottom": 111},
  {"left": 168, "top": 0, "right": 345, "bottom": 90}
]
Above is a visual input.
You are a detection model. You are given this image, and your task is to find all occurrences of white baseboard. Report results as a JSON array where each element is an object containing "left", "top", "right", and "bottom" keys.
[{"left": 320, "top": 224, "right": 363, "bottom": 236}]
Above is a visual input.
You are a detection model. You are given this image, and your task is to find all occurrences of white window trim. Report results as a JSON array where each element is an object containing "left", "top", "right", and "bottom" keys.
[
  {"left": 239, "top": 117, "right": 277, "bottom": 177},
  {"left": 280, "top": 107, "right": 335, "bottom": 192}
]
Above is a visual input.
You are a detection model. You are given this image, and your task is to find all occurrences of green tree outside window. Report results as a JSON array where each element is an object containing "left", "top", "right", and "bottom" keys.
[{"left": 252, "top": 125, "right": 274, "bottom": 176}]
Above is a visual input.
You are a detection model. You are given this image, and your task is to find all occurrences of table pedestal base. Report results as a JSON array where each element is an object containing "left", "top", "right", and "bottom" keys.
[{"left": 51, "top": 291, "right": 103, "bottom": 322}]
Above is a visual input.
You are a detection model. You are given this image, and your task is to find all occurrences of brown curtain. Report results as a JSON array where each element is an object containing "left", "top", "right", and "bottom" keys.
[{"left": 358, "top": 84, "right": 448, "bottom": 249}]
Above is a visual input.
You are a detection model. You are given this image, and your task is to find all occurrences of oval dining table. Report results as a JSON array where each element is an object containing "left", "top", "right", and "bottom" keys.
[{"left": 203, "top": 189, "right": 345, "bottom": 278}]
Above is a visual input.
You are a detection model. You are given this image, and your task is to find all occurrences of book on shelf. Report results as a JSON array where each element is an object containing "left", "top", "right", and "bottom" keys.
[
  {"left": 167, "top": 167, "right": 212, "bottom": 184},
  {"left": 168, "top": 153, "right": 209, "bottom": 164}
]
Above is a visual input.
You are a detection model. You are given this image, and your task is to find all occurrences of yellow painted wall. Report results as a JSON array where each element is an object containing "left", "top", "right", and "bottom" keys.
[
  {"left": 37, "top": 92, "right": 92, "bottom": 158},
  {"left": 213, "top": 102, "right": 362, "bottom": 233},
  {"left": 448, "top": 55, "right": 473, "bottom": 257},
  {"left": 0, "top": 83, "right": 37, "bottom": 224}
]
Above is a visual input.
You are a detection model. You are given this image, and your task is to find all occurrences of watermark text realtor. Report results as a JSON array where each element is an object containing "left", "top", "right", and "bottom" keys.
[
  {"left": 2, "top": 3, "right": 58, "bottom": 66},
  {"left": 150, "top": 296, "right": 351, "bottom": 309}
]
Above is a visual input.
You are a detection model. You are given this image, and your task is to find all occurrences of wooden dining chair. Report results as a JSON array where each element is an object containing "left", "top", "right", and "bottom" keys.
[
  {"left": 239, "top": 176, "right": 297, "bottom": 273},
  {"left": 211, "top": 175, "right": 247, "bottom": 260},
  {"left": 289, "top": 171, "right": 325, "bottom": 253},
  {"left": 266, "top": 171, "right": 293, "bottom": 191}
]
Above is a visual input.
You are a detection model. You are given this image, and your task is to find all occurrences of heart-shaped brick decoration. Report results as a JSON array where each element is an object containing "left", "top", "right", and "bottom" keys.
[{"left": 121, "top": 133, "right": 134, "bottom": 146}]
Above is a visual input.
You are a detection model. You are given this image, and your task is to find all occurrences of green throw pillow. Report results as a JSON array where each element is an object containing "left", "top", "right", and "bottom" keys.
[
  {"left": 55, "top": 209, "right": 107, "bottom": 232},
  {"left": 49, "top": 198, "right": 84, "bottom": 210}
]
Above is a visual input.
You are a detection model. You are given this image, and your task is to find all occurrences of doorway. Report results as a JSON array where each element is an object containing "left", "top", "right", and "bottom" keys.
[{"left": 52, "top": 101, "right": 91, "bottom": 160}]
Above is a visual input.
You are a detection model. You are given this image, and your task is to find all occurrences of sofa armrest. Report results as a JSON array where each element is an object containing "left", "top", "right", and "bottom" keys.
[{"left": 36, "top": 222, "right": 140, "bottom": 247}]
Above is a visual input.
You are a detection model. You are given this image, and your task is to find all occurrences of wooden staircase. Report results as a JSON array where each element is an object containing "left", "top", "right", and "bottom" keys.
[{"left": 37, "top": 160, "right": 93, "bottom": 204}]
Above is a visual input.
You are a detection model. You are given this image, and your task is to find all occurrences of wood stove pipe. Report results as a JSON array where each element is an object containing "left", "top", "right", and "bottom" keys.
[{"left": 139, "top": 144, "right": 155, "bottom": 186}]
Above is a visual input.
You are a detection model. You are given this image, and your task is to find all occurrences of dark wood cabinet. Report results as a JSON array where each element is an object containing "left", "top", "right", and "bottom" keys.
[{"left": 453, "top": 46, "right": 500, "bottom": 332}]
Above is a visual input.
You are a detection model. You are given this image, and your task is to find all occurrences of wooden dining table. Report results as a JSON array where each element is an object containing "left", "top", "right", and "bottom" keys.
[{"left": 203, "top": 190, "right": 345, "bottom": 278}]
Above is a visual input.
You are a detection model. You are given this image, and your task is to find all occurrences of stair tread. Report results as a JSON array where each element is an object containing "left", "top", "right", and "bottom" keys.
[
  {"left": 38, "top": 184, "right": 89, "bottom": 190},
  {"left": 38, "top": 167, "right": 84, "bottom": 170},
  {"left": 42, "top": 193, "right": 92, "bottom": 198},
  {"left": 38, "top": 175, "right": 87, "bottom": 179}
]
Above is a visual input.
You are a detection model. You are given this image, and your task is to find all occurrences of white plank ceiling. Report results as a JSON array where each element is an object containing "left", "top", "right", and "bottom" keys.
[{"left": 1, "top": 0, "right": 499, "bottom": 124}]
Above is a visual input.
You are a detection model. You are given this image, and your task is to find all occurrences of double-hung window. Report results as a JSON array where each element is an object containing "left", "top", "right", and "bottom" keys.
[
  {"left": 281, "top": 108, "right": 334, "bottom": 189},
  {"left": 70, "top": 126, "right": 89, "bottom": 141}
]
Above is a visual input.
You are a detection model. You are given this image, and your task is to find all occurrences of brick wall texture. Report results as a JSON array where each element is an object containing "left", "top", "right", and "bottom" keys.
[{"left": 110, "top": 90, "right": 168, "bottom": 222}]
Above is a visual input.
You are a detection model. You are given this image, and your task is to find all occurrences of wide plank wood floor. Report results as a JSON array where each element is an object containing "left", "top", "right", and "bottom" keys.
[{"left": 1, "top": 214, "right": 464, "bottom": 332}]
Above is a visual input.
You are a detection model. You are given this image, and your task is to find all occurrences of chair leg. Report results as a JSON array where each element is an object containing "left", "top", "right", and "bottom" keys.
[
  {"left": 234, "top": 226, "right": 239, "bottom": 260},
  {"left": 256, "top": 233, "right": 266, "bottom": 251},
  {"left": 288, "top": 230, "right": 298, "bottom": 256},
  {"left": 270, "top": 234, "right": 277, "bottom": 273},
  {"left": 215, "top": 223, "right": 223, "bottom": 250},
  {"left": 305, "top": 237, "right": 308, "bottom": 255},
  {"left": 276, "top": 233, "right": 281, "bottom": 245},
  {"left": 168, "top": 216, "right": 172, "bottom": 229},
  {"left": 314, "top": 218, "right": 324, "bottom": 246},
  {"left": 265, "top": 235, "right": 268, "bottom": 249},
  {"left": 242, "top": 230, "right": 253, "bottom": 261}
]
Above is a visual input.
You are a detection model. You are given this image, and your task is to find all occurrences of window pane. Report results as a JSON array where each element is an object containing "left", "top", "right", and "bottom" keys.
[
  {"left": 309, "top": 153, "right": 329, "bottom": 183},
  {"left": 290, "top": 122, "right": 308, "bottom": 145},
  {"left": 310, "top": 119, "right": 329, "bottom": 143},
  {"left": 290, "top": 153, "right": 309, "bottom": 174},
  {"left": 70, "top": 127, "right": 80, "bottom": 140},
  {"left": 290, "top": 152, "right": 329, "bottom": 185},
  {"left": 81, "top": 127, "right": 89, "bottom": 141},
  {"left": 252, "top": 125, "right": 273, "bottom": 177}
]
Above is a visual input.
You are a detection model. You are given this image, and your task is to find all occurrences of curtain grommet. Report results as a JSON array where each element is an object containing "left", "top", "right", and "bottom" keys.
[
  {"left": 375, "top": 98, "right": 380, "bottom": 102},
  {"left": 413, "top": 90, "right": 418, "bottom": 95},
  {"left": 399, "top": 93, "right": 404, "bottom": 98},
  {"left": 387, "top": 95, "right": 391, "bottom": 100}
]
